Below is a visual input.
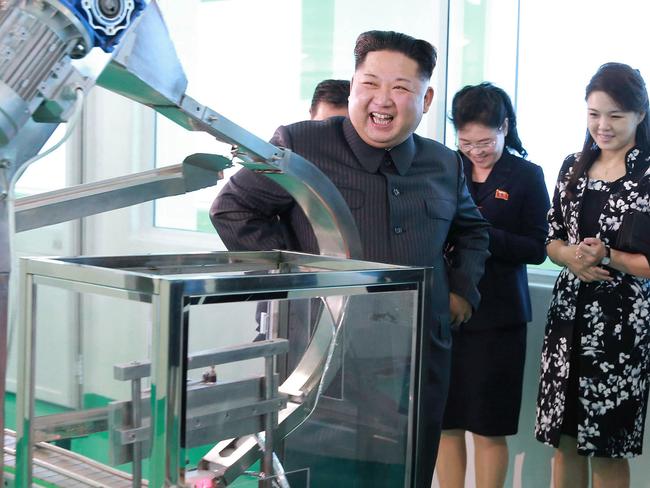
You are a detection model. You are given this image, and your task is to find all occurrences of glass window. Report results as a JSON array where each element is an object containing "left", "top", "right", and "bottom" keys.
[
  {"left": 448, "top": 0, "right": 650, "bottom": 193},
  {"left": 446, "top": 0, "right": 650, "bottom": 271},
  {"left": 153, "top": 0, "right": 445, "bottom": 232},
  {"left": 14, "top": 125, "right": 70, "bottom": 197},
  {"left": 444, "top": 0, "right": 519, "bottom": 144},
  {"left": 517, "top": 0, "right": 650, "bottom": 192}
]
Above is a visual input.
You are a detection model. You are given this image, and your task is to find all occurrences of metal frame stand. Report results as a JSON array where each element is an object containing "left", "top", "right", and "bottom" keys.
[{"left": 13, "top": 251, "right": 429, "bottom": 487}]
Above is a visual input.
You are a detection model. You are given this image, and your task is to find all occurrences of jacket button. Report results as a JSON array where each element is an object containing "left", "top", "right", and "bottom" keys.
[
  {"left": 394, "top": 226, "right": 403, "bottom": 234},
  {"left": 392, "top": 187, "right": 400, "bottom": 196}
]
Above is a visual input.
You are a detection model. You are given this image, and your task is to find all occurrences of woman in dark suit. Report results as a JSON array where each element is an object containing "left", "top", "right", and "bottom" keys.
[{"left": 436, "top": 83, "right": 550, "bottom": 488}]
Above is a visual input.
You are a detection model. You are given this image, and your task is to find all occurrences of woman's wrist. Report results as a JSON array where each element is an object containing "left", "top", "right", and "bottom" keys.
[
  {"left": 560, "top": 245, "right": 573, "bottom": 267},
  {"left": 548, "top": 241, "right": 572, "bottom": 267},
  {"left": 600, "top": 245, "right": 611, "bottom": 265}
]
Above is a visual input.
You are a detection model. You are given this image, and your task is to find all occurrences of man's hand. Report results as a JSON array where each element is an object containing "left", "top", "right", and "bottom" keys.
[{"left": 450, "top": 292, "right": 472, "bottom": 327}]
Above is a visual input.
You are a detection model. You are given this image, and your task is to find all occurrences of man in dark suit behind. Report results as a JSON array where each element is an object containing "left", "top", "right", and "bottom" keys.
[
  {"left": 309, "top": 79, "right": 350, "bottom": 120},
  {"left": 211, "top": 30, "right": 490, "bottom": 488}
]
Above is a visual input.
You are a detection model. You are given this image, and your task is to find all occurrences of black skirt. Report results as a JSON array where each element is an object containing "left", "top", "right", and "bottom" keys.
[{"left": 442, "top": 324, "right": 527, "bottom": 436}]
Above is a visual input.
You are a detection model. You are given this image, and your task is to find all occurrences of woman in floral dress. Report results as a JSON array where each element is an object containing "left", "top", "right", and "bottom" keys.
[{"left": 535, "top": 63, "right": 650, "bottom": 488}]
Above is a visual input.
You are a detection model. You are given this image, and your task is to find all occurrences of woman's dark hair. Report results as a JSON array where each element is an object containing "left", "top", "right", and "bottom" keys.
[
  {"left": 451, "top": 82, "right": 527, "bottom": 158},
  {"left": 566, "top": 62, "right": 650, "bottom": 198},
  {"left": 354, "top": 30, "right": 436, "bottom": 80}
]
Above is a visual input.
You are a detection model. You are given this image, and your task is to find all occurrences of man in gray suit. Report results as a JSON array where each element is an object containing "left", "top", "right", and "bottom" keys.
[{"left": 211, "top": 30, "right": 489, "bottom": 488}]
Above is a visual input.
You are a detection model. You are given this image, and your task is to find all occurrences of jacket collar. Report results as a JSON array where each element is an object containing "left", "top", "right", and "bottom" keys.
[
  {"left": 565, "top": 146, "right": 650, "bottom": 242},
  {"left": 624, "top": 146, "right": 650, "bottom": 178},
  {"left": 573, "top": 145, "right": 650, "bottom": 200},
  {"left": 343, "top": 118, "right": 415, "bottom": 176},
  {"left": 462, "top": 150, "right": 515, "bottom": 204}
]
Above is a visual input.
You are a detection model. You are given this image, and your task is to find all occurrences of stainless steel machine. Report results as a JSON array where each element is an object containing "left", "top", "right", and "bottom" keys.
[
  {"left": 0, "top": 1, "right": 434, "bottom": 486},
  {"left": 14, "top": 251, "right": 433, "bottom": 487}
]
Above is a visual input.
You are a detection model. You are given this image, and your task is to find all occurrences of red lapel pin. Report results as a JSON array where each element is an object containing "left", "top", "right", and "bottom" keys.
[{"left": 495, "top": 189, "right": 509, "bottom": 200}]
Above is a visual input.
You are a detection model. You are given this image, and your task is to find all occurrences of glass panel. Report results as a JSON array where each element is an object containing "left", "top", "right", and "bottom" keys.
[
  {"left": 281, "top": 291, "right": 417, "bottom": 488},
  {"left": 182, "top": 289, "right": 418, "bottom": 488}
]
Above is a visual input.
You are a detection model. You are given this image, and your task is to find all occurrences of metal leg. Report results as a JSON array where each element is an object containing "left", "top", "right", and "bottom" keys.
[
  {"left": 149, "top": 284, "right": 187, "bottom": 487},
  {"left": 260, "top": 355, "right": 274, "bottom": 488},
  {"left": 0, "top": 272, "right": 7, "bottom": 483},
  {"left": 131, "top": 378, "right": 142, "bottom": 487},
  {"left": 0, "top": 273, "right": 9, "bottom": 485},
  {"left": 0, "top": 196, "right": 11, "bottom": 484},
  {"left": 259, "top": 300, "right": 280, "bottom": 488},
  {"left": 15, "top": 267, "right": 36, "bottom": 487}
]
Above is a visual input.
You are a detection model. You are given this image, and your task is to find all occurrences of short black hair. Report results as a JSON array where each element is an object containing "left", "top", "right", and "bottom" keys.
[
  {"left": 451, "top": 82, "right": 527, "bottom": 157},
  {"left": 354, "top": 30, "right": 437, "bottom": 80},
  {"left": 310, "top": 79, "right": 350, "bottom": 113}
]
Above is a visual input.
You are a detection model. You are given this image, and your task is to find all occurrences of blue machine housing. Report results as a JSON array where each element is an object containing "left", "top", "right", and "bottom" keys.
[{"left": 59, "top": 0, "right": 147, "bottom": 52}]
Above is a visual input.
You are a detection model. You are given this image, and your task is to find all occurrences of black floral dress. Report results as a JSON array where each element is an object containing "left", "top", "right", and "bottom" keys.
[{"left": 535, "top": 147, "right": 650, "bottom": 457}]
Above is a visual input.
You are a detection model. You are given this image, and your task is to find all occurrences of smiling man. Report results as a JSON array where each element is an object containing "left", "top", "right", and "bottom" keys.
[
  {"left": 348, "top": 48, "right": 432, "bottom": 148},
  {"left": 211, "top": 30, "right": 489, "bottom": 487}
]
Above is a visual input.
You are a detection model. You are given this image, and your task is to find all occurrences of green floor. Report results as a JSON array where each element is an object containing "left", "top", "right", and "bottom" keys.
[{"left": 3, "top": 393, "right": 260, "bottom": 487}]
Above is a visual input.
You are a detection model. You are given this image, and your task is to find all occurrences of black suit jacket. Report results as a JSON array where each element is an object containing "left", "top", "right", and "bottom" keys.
[
  {"left": 212, "top": 117, "right": 489, "bottom": 317},
  {"left": 462, "top": 151, "right": 550, "bottom": 329},
  {"left": 211, "top": 117, "right": 490, "bottom": 488}
]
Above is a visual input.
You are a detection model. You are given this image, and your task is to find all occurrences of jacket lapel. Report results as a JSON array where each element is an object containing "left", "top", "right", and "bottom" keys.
[
  {"left": 568, "top": 173, "right": 588, "bottom": 242},
  {"left": 462, "top": 152, "right": 514, "bottom": 206}
]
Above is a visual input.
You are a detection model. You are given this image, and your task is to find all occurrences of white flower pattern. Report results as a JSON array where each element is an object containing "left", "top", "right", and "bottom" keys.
[{"left": 535, "top": 149, "right": 650, "bottom": 458}]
